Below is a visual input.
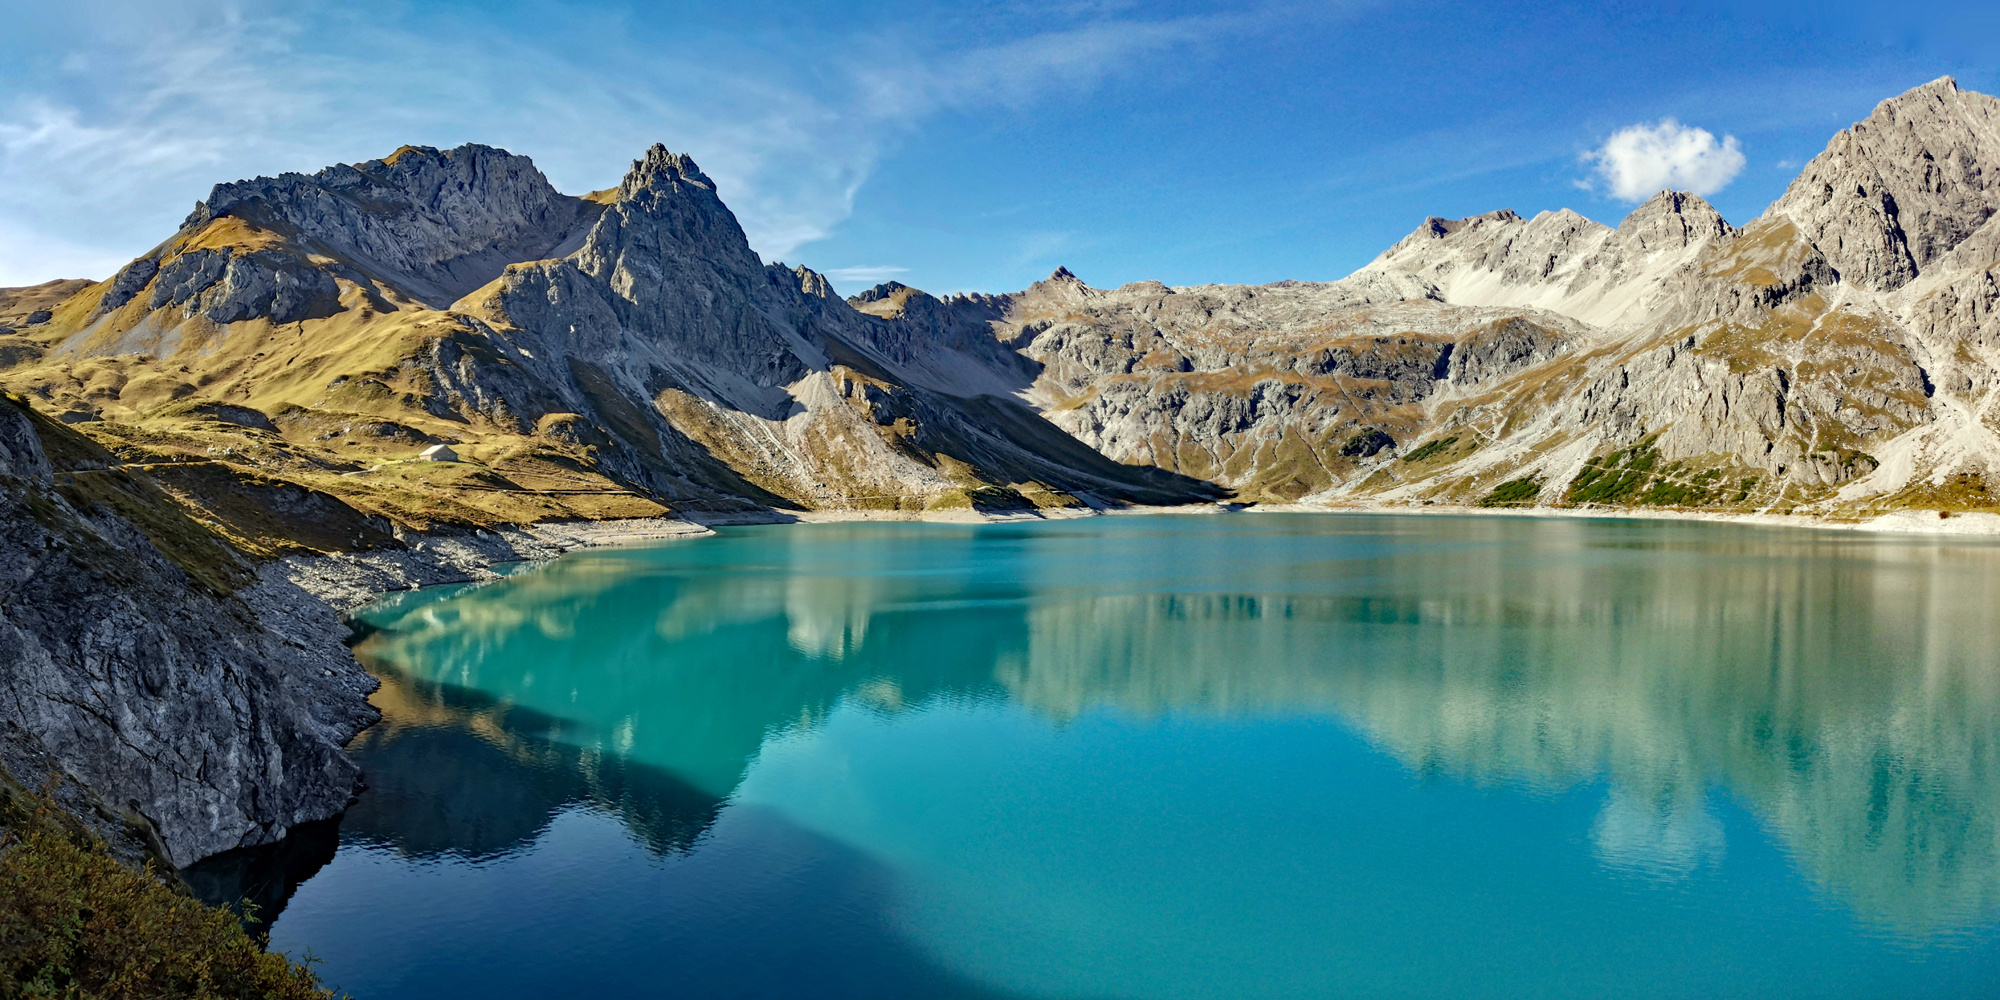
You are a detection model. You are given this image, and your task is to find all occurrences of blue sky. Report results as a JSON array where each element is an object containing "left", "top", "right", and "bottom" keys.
[{"left": 1, "top": 1, "right": 1995, "bottom": 295}]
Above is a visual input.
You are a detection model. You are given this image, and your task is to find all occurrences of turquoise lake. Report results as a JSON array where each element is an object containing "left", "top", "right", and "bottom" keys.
[{"left": 248, "top": 514, "right": 2000, "bottom": 998}]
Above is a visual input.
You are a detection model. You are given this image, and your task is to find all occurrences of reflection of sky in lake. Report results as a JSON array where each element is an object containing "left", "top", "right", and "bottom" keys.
[{"left": 266, "top": 514, "right": 2000, "bottom": 999}]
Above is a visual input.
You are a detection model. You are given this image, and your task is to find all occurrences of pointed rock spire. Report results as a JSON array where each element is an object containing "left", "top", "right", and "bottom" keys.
[
  {"left": 1616, "top": 190, "right": 1735, "bottom": 249},
  {"left": 618, "top": 144, "right": 715, "bottom": 200}
]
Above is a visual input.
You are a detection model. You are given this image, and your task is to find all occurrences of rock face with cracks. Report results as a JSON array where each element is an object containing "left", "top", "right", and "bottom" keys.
[{"left": 0, "top": 398, "right": 376, "bottom": 869}]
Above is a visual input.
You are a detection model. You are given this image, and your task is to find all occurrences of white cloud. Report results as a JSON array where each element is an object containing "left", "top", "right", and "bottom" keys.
[
  {"left": 823, "top": 266, "right": 909, "bottom": 285},
  {"left": 1581, "top": 119, "right": 1745, "bottom": 202}
]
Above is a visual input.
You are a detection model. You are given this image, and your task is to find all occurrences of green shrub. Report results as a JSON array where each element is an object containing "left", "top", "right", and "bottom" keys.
[
  {"left": 1636, "top": 478, "right": 1712, "bottom": 506},
  {"left": 1565, "top": 434, "right": 1663, "bottom": 505},
  {"left": 1401, "top": 435, "right": 1459, "bottom": 463},
  {"left": 1564, "top": 464, "right": 1648, "bottom": 505},
  {"left": 1477, "top": 478, "right": 1542, "bottom": 507},
  {"left": 0, "top": 812, "right": 331, "bottom": 999}
]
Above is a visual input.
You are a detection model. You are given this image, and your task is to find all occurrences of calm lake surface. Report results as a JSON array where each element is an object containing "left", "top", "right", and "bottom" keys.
[{"left": 255, "top": 514, "right": 2000, "bottom": 998}]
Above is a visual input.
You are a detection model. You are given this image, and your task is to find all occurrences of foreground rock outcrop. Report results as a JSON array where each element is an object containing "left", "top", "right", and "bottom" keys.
[{"left": 0, "top": 397, "right": 376, "bottom": 868}]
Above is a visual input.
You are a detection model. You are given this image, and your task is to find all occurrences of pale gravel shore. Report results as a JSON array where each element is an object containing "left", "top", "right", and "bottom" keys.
[
  {"left": 681, "top": 504, "right": 1103, "bottom": 526},
  {"left": 1239, "top": 502, "right": 2000, "bottom": 537},
  {"left": 273, "top": 516, "right": 715, "bottom": 613}
]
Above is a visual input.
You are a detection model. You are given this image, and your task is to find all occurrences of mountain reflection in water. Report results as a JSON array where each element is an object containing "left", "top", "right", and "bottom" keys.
[{"left": 248, "top": 515, "right": 2000, "bottom": 997}]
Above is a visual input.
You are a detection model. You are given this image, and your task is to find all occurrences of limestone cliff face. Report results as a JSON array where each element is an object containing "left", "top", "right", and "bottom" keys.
[
  {"left": 0, "top": 398, "right": 376, "bottom": 868},
  {"left": 444, "top": 144, "right": 1210, "bottom": 509},
  {"left": 87, "top": 144, "right": 599, "bottom": 337},
  {"left": 848, "top": 77, "right": 2000, "bottom": 512},
  {"left": 860, "top": 271, "right": 1588, "bottom": 499},
  {"left": 1769, "top": 77, "right": 2000, "bottom": 293}
]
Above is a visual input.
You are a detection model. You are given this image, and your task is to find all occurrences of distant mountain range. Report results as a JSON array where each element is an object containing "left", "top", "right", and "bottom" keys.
[{"left": 5, "top": 75, "right": 2000, "bottom": 528}]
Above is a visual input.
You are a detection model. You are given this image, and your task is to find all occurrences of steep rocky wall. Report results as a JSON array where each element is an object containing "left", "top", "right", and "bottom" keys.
[
  {"left": 1770, "top": 78, "right": 2000, "bottom": 292},
  {"left": 0, "top": 397, "right": 377, "bottom": 868}
]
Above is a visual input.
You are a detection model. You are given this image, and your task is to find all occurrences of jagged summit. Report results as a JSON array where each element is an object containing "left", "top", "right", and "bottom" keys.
[
  {"left": 1876, "top": 74, "right": 1962, "bottom": 113},
  {"left": 1048, "top": 266, "right": 1082, "bottom": 283},
  {"left": 1770, "top": 75, "right": 2000, "bottom": 291},
  {"left": 850, "top": 280, "right": 914, "bottom": 305},
  {"left": 1616, "top": 190, "right": 1735, "bottom": 249},
  {"left": 1410, "top": 208, "right": 1525, "bottom": 242},
  {"left": 83, "top": 142, "right": 604, "bottom": 324},
  {"left": 619, "top": 144, "right": 717, "bottom": 198},
  {"left": 1347, "top": 190, "right": 1729, "bottom": 329}
]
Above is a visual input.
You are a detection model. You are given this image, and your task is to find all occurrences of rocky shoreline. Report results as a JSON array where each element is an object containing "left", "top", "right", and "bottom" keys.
[
  {"left": 1251, "top": 502, "right": 2000, "bottom": 536},
  {"left": 13, "top": 481, "right": 1993, "bottom": 887},
  {"left": 273, "top": 516, "right": 715, "bottom": 614}
]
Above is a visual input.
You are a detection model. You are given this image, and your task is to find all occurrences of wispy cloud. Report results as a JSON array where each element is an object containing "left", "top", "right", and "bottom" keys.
[
  {"left": 823, "top": 266, "right": 910, "bottom": 285},
  {"left": 848, "top": 13, "right": 1237, "bottom": 118},
  {"left": 0, "top": 1, "right": 1266, "bottom": 285},
  {"left": 1579, "top": 119, "right": 1746, "bottom": 202}
]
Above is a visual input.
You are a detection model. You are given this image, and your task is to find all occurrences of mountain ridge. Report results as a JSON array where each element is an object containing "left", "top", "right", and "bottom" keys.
[{"left": 6, "top": 75, "right": 2000, "bottom": 527}]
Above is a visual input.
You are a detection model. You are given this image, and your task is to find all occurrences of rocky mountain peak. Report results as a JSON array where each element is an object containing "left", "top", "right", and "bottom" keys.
[
  {"left": 777, "top": 264, "right": 840, "bottom": 301},
  {"left": 566, "top": 142, "right": 761, "bottom": 290},
  {"left": 1409, "top": 208, "right": 1525, "bottom": 243},
  {"left": 1616, "top": 190, "right": 1735, "bottom": 250},
  {"left": 618, "top": 144, "right": 716, "bottom": 200},
  {"left": 145, "top": 142, "right": 601, "bottom": 311},
  {"left": 1048, "top": 266, "right": 1083, "bottom": 284},
  {"left": 195, "top": 142, "right": 571, "bottom": 239},
  {"left": 850, "top": 280, "right": 914, "bottom": 305},
  {"left": 1875, "top": 75, "right": 1962, "bottom": 114},
  {"left": 1769, "top": 75, "right": 2000, "bottom": 292}
]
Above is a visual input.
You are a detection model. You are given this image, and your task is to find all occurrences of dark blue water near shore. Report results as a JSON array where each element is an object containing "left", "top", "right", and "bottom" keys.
[{"left": 254, "top": 514, "right": 2000, "bottom": 998}]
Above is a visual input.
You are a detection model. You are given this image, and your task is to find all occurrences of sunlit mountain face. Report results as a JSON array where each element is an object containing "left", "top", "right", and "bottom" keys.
[{"left": 240, "top": 516, "right": 2000, "bottom": 998}]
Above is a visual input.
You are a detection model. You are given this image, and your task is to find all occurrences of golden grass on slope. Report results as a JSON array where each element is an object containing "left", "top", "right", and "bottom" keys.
[
  {"left": 1701, "top": 217, "right": 1813, "bottom": 289},
  {"left": 177, "top": 216, "right": 291, "bottom": 255},
  {"left": 0, "top": 302, "right": 671, "bottom": 534},
  {"left": 1873, "top": 472, "right": 1998, "bottom": 513},
  {"left": 0, "top": 279, "right": 94, "bottom": 327}
]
